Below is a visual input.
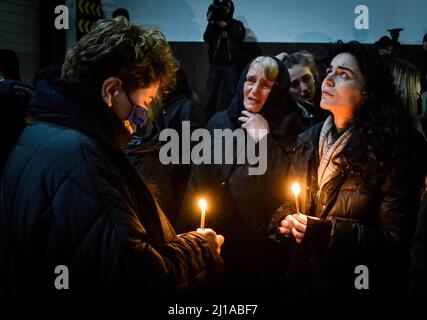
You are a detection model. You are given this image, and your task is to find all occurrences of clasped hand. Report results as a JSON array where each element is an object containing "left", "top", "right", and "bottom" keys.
[
  {"left": 278, "top": 213, "right": 307, "bottom": 244},
  {"left": 238, "top": 110, "right": 270, "bottom": 143}
]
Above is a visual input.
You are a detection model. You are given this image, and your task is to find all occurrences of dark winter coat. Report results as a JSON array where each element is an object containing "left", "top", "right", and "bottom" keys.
[
  {"left": 271, "top": 122, "right": 426, "bottom": 299},
  {"left": 177, "top": 57, "right": 310, "bottom": 298}
]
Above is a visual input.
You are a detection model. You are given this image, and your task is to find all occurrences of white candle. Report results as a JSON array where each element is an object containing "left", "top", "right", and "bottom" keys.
[
  {"left": 291, "top": 182, "right": 301, "bottom": 213},
  {"left": 198, "top": 198, "right": 207, "bottom": 229}
]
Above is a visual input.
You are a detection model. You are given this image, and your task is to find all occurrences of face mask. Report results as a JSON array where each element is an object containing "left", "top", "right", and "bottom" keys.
[{"left": 124, "top": 91, "right": 148, "bottom": 133}]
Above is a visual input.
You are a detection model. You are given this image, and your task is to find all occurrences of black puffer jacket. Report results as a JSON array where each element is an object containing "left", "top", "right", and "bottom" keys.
[
  {"left": 177, "top": 58, "right": 310, "bottom": 298},
  {"left": 271, "top": 122, "right": 426, "bottom": 299},
  {"left": 0, "top": 80, "right": 223, "bottom": 299}
]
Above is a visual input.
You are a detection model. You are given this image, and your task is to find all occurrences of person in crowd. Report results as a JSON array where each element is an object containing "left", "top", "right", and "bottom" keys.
[
  {"left": 272, "top": 42, "right": 426, "bottom": 300},
  {"left": 0, "top": 49, "right": 21, "bottom": 81},
  {"left": 178, "top": 56, "right": 310, "bottom": 299},
  {"left": 203, "top": 0, "right": 245, "bottom": 117},
  {"left": 126, "top": 66, "right": 207, "bottom": 226},
  {"left": 277, "top": 51, "right": 327, "bottom": 124},
  {"left": 0, "top": 81, "right": 33, "bottom": 175},
  {"left": 388, "top": 58, "right": 425, "bottom": 137},
  {"left": 112, "top": 8, "right": 130, "bottom": 21},
  {"left": 33, "top": 64, "right": 62, "bottom": 87},
  {"left": 376, "top": 35, "right": 394, "bottom": 58},
  {"left": 408, "top": 33, "right": 427, "bottom": 95},
  {"left": 0, "top": 18, "right": 224, "bottom": 299},
  {"left": 0, "top": 49, "right": 33, "bottom": 175},
  {"left": 420, "top": 33, "right": 427, "bottom": 92}
]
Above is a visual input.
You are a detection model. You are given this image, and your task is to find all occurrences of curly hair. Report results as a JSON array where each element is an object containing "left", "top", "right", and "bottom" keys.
[
  {"left": 61, "top": 18, "right": 178, "bottom": 97},
  {"left": 329, "top": 42, "right": 417, "bottom": 188},
  {"left": 282, "top": 51, "right": 319, "bottom": 84}
]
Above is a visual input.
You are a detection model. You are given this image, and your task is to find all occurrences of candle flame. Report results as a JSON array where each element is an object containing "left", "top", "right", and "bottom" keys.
[
  {"left": 292, "top": 182, "right": 301, "bottom": 197},
  {"left": 198, "top": 198, "right": 207, "bottom": 212}
]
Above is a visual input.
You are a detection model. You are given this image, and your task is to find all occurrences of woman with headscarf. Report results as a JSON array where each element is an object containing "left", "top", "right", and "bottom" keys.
[{"left": 177, "top": 56, "right": 310, "bottom": 299}]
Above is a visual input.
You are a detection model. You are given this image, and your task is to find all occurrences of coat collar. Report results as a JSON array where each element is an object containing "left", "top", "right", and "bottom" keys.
[{"left": 29, "top": 79, "right": 132, "bottom": 150}]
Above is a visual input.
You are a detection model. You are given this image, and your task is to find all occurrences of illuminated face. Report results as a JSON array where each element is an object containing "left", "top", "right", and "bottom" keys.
[
  {"left": 111, "top": 83, "right": 159, "bottom": 120},
  {"left": 320, "top": 53, "right": 366, "bottom": 121},
  {"left": 288, "top": 65, "right": 316, "bottom": 103},
  {"left": 243, "top": 62, "right": 274, "bottom": 113}
]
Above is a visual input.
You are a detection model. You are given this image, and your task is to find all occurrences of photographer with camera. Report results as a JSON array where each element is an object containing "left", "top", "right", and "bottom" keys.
[{"left": 203, "top": 0, "right": 245, "bottom": 118}]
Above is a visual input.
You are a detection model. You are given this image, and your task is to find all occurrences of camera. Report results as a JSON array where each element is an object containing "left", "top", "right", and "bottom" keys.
[
  {"left": 387, "top": 28, "right": 404, "bottom": 42},
  {"left": 207, "top": 0, "right": 228, "bottom": 23}
]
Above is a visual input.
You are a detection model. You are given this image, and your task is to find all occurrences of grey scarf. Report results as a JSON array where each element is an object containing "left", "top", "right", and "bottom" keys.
[{"left": 317, "top": 116, "right": 353, "bottom": 193}]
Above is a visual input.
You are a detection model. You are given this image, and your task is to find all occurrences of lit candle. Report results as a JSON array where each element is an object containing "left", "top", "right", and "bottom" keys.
[
  {"left": 291, "top": 182, "right": 301, "bottom": 213},
  {"left": 198, "top": 198, "right": 207, "bottom": 229}
]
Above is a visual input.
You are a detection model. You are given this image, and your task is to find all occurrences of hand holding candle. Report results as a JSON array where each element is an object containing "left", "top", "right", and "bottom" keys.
[
  {"left": 198, "top": 198, "right": 207, "bottom": 229},
  {"left": 291, "top": 182, "right": 301, "bottom": 213}
]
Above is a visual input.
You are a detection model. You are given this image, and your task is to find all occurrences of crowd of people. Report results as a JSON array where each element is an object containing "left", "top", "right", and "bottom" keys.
[{"left": 1, "top": 0, "right": 427, "bottom": 302}]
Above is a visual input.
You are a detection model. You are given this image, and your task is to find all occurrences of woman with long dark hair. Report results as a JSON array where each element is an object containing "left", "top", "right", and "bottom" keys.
[{"left": 273, "top": 42, "right": 426, "bottom": 299}]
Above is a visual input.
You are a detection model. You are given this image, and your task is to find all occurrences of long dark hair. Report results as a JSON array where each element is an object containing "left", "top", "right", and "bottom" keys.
[{"left": 330, "top": 42, "right": 418, "bottom": 188}]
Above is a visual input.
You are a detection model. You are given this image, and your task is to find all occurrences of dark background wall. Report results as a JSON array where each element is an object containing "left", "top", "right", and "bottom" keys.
[
  {"left": 40, "top": 0, "right": 66, "bottom": 68},
  {"left": 0, "top": 0, "right": 41, "bottom": 84},
  {"left": 102, "top": 0, "right": 427, "bottom": 45}
]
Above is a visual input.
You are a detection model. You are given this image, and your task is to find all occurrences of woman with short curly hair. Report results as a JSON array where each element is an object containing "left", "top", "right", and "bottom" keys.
[
  {"left": 0, "top": 18, "right": 224, "bottom": 298},
  {"left": 62, "top": 18, "right": 177, "bottom": 95}
]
